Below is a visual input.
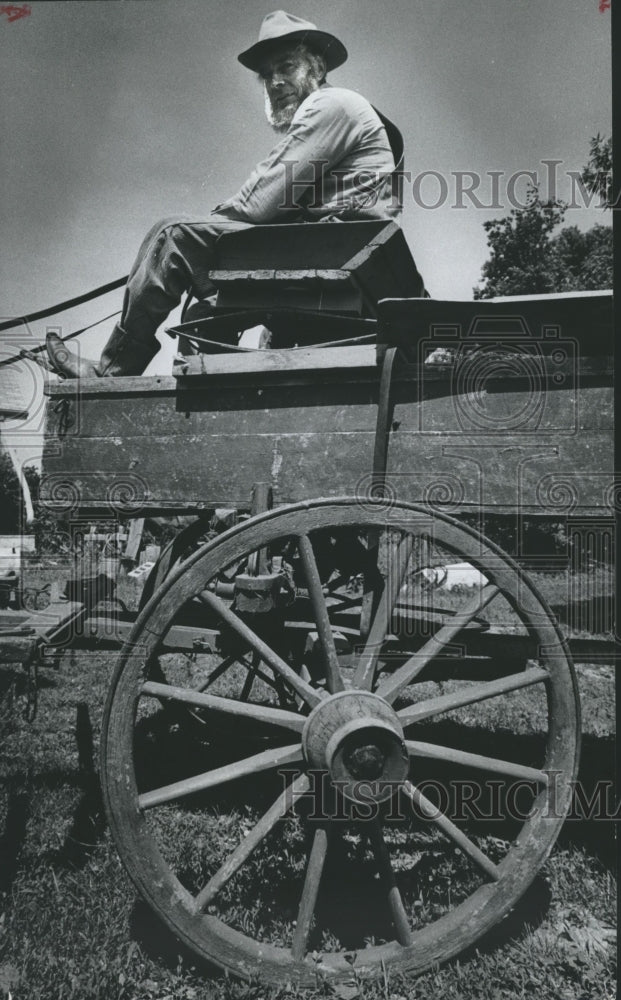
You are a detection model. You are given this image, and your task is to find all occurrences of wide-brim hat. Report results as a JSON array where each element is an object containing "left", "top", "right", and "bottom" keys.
[{"left": 238, "top": 10, "right": 348, "bottom": 73}]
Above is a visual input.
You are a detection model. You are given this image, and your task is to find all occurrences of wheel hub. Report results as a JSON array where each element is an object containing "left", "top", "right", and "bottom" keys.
[
  {"left": 346, "top": 743, "right": 385, "bottom": 780},
  {"left": 302, "top": 691, "right": 409, "bottom": 803}
]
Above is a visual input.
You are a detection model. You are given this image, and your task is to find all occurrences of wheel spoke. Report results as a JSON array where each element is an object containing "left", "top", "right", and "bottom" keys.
[
  {"left": 138, "top": 743, "right": 303, "bottom": 810},
  {"left": 359, "top": 529, "right": 384, "bottom": 642},
  {"left": 397, "top": 666, "right": 548, "bottom": 728},
  {"left": 199, "top": 589, "right": 323, "bottom": 709},
  {"left": 141, "top": 680, "right": 305, "bottom": 734},
  {"left": 196, "top": 653, "right": 243, "bottom": 692},
  {"left": 291, "top": 826, "right": 330, "bottom": 959},
  {"left": 194, "top": 773, "right": 310, "bottom": 912},
  {"left": 321, "top": 583, "right": 362, "bottom": 611},
  {"left": 240, "top": 652, "right": 260, "bottom": 701},
  {"left": 377, "top": 585, "right": 499, "bottom": 703},
  {"left": 353, "top": 533, "right": 415, "bottom": 690},
  {"left": 244, "top": 658, "right": 290, "bottom": 696},
  {"left": 292, "top": 662, "right": 313, "bottom": 712},
  {"left": 405, "top": 740, "right": 549, "bottom": 784},
  {"left": 367, "top": 821, "right": 413, "bottom": 946},
  {"left": 403, "top": 781, "right": 500, "bottom": 882},
  {"left": 298, "top": 534, "right": 344, "bottom": 693}
]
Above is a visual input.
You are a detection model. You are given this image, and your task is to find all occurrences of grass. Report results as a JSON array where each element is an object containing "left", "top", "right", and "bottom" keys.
[
  {"left": 0, "top": 553, "right": 616, "bottom": 999},
  {"left": 404, "top": 565, "right": 615, "bottom": 634},
  {"left": 0, "top": 641, "right": 615, "bottom": 1000}
]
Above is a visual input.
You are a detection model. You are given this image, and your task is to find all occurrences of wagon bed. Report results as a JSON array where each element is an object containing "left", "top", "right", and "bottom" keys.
[{"left": 41, "top": 291, "right": 613, "bottom": 518}]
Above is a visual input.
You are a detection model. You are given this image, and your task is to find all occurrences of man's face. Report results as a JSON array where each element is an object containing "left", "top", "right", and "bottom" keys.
[{"left": 260, "top": 45, "right": 323, "bottom": 131}]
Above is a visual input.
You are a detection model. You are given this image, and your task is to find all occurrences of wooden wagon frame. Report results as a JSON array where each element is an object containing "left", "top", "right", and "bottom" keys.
[{"left": 1, "top": 222, "right": 614, "bottom": 985}]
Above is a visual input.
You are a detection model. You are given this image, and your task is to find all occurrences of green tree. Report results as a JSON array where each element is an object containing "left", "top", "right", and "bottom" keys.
[
  {"left": 474, "top": 134, "right": 613, "bottom": 298},
  {"left": 549, "top": 223, "right": 613, "bottom": 290},
  {"left": 579, "top": 133, "right": 613, "bottom": 208},
  {"left": 473, "top": 186, "right": 568, "bottom": 298}
]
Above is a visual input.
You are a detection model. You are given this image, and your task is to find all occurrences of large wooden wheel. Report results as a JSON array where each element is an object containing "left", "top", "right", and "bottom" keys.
[{"left": 101, "top": 499, "right": 580, "bottom": 985}]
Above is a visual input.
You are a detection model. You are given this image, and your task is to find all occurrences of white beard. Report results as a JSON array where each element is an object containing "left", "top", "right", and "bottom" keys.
[{"left": 263, "top": 85, "right": 297, "bottom": 133}]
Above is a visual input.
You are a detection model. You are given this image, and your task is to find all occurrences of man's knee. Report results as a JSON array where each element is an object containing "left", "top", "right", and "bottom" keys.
[{"left": 144, "top": 215, "right": 195, "bottom": 243}]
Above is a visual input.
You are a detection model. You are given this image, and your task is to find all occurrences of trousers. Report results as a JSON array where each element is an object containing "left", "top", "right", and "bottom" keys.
[{"left": 118, "top": 215, "right": 252, "bottom": 343}]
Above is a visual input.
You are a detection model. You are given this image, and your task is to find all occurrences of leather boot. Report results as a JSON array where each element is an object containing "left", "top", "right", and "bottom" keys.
[
  {"left": 46, "top": 326, "right": 160, "bottom": 378},
  {"left": 45, "top": 332, "right": 99, "bottom": 378},
  {"left": 94, "top": 324, "right": 160, "bottom": 376}
]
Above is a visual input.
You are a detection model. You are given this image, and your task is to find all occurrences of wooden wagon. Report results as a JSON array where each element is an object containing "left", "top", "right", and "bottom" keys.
[{"left": 34, "top": 222, "right": 613, "bottom": 984}]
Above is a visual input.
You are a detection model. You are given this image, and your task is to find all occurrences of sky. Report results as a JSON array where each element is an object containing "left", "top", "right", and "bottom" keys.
[{"left": 0, "top": 0, "right": 612, "bottom": 466}]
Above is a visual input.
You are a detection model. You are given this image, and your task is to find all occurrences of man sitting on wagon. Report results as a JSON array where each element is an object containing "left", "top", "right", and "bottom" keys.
[{"left": 46, "top": 10, "right": 404, "bottom": 379}]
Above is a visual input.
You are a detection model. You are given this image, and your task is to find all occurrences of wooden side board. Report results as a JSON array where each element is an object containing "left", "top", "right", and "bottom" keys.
[
  {"left": 378, "top": 292, "right": 614, "bottom": 360},
  {"left": 41, "top": 359, "right": 614, "bottom": 516},
  {"left": 40, "top": 430, "right": 615, "bottom": 515}
]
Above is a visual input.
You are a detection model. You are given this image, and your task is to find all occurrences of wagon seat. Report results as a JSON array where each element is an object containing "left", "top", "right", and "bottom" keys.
[{"left": 166, "top": 221, "right": 427, "bottom": 362}]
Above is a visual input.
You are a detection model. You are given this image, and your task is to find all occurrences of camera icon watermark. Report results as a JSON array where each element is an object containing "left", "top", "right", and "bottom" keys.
[{"left": 417, "top": 314, "right": 578, "bottom": 436}]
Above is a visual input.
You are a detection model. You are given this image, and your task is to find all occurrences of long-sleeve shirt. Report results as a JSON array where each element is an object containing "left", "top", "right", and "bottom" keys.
[{"left": 212, "top": 84, "right": 402, "bottom": 225}]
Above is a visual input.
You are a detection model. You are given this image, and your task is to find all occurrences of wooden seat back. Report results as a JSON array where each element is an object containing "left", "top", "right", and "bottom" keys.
[{"left": 207, "top": 220, "right": 425, "bottom": 317}]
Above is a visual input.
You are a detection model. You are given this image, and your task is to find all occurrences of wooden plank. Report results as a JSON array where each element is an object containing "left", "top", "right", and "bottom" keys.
[
  {"left": 381, "top": 229, "right": 427, "bottom": 299},
  {"left": 173, "top": 345, "right": 378, "bottom": 378},
  {"left": 20, "top": 601, "right": 86, "bottom": 642},
  {"left": 43, "top": 378, "right": 612, "bottom": 442},
  {"left": 44, "top": 355, "right": 610, "bottom": 406},
  {"left": 214, "top": 281, "right": 363, "bottom": 314},
  {"left": 209, "top": 269, "right": 349, "bottom": 283},
  {"left": 212, "top": 221, "right": 389, "bottom": 269},
  {"left": 45, "top": 364, "right": 380, "bottom": 398},
  {"left": 45, "top": 375, "right": 178, "bottom": 397},
  {"left": 43, "top": 382, "right": 379, "bottom": 446},
  {"left": 392, "top": 380, "right": 613, "bottom": 434},
  {"left": 45, "top": 621, "right": 618, "bottom": 665},
  {"left": 0, "top": 610, "right": 31, "bottom": 628},
  {"left": 378, "top": 292, "right": 613, "bottom": 359},
  {"left": 42, "top": 358, "right": 612, "bottom": 516},
  {"left": 209, "top": 223, "right": 426, "bottom": 314},
  {"left": 0, "top": 633, "right": 38, "bottom": 665},
  {"left": 40, "top": 428, "right": 614, "bottom": 513},
  {"left": 82, "top": 618, "right": 134, "bottom": 645},
  {"left": 343, "top": 223, "right": 425, "bottom": 303},
  {"left": 567, "top": 636, "right": 617, "bottom": 663},
  {"left": 396, "top": 357, "right": 612, "bottom": 383},
  {"left": 341, "top": 221, "right": 400, "bottom": 270},
  {"left": 342, "top": 229, "right": 401, "bottom": 311},
  {"left": 122, "top": 518, "right": 144, "bottom": 562},
  {"left": 82, "top": 620, "right": 220, "bottom": 650},
  {"left": 430, "top": 628, "right": 618, "bottom": 666}
]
